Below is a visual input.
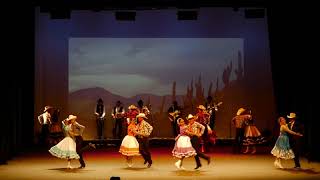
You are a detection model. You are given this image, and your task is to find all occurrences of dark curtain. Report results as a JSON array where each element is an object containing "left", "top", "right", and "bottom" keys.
[
  {"left": 267, "top": 4, "right": 317, "bottom": 161},
  {"left": 1, "top": 4, "right": 34, "bottom": 164}
]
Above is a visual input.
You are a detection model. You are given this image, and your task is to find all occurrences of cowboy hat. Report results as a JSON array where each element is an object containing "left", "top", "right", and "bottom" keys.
[
  {"left": 287, "top": 112, "right": 296, "bottom": 119},
  {"left": 236, "top": 108, "right": 246, "bottom": 115},
  {"left": 177, "top": 118, "right": 184, "bottom": 124},
  {"left": 128, "top": 105, "right": 137, "bottom": 110},
  {"left": 186, "top": 114, "right": 197, "bottom": 120},
  {"left": 197, "top": 105, "right": 206, "bottom": 110},
  {"left": 43, "top": 106, "right": 53, "bottom": 112},
  {"left": 136, "top": 113, "right": 148, "bottom": 119},
  {"left": 67, "top": 115, "right": 77, "bottom": 121}
]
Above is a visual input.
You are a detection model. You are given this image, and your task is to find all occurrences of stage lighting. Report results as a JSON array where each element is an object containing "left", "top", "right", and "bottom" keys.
[
  {"left": 244, "top": 8, "right": 265, "bottom": 18},
  {"left": 177, "top": 10, "right": 198, "bottom": 20},
  {"left": 115, "top": 11, "right": 136, "bottom": 21}
]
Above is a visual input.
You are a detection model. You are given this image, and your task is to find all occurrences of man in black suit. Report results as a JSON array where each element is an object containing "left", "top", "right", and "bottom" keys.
[{"left": 287, "top": 112, "right": 304, "bottom": 169}]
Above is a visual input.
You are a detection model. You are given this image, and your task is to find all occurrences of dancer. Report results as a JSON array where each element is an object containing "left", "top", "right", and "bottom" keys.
[
  {"left": 69, "top": 115, "right": 96, "bottom": 168},
  {"left": 172, "top": 118, "right": 197, "bottom": 170},
  {"left": 271, "top": 117, "right": 303, "bottom": 169},
  {"left": 186, "top": 114, "right": 211, "bottom": 170},
  {"left": 287, "top": 112, "right": 304, "bottom": 169},
  {"left": 119, "top": 118, "right": 140, "bottom": 167},
  {"left": 232, "top": 108, "right": 251, "bottom": 154},
  {"left": 48, "top": 117, "right": 79, "bottom": 169},
  {"left": 242, "top": 109, "right": 266, "bottom": 154},
  {"left": 133, "top": 113, "right": 153, "bottom": 168}
]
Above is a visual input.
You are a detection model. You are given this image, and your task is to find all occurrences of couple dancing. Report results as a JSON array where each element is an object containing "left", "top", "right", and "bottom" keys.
[
  {"left": 172, "top": 114, "right": 211, "bottom": 170},
  {"left": 119, "top": 113, "right": 153, "bottom": 168},
  {"left": 271, "top": 112, "right": 304, "bottom": 169},
  {"left": 49, "top": 115, "right": 95, "bottom": 169}
]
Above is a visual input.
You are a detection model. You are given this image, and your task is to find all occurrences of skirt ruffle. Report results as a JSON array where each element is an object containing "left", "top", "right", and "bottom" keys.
[
  {"left": 172, "top": 135, "right": 197, "bottom": 158},
  {"left": 119, "top": 135, "right": 140, "bottom": 156},
  {"left": 243, "top": 125, "right": 267, "bottom": 145},
  {"left": 49, "top": 146, "right": 79, "bottom": 159},
  {"left": 271, "top": 146, "right": 295, "bottom": 160}
]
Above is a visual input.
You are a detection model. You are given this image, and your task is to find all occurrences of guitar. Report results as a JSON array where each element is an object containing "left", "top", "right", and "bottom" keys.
[
  {"left": 207, "top": 101, "right": 223, "bottom": 112},
  {"left": 168, "top": 110, "right": 180, "bottom": 122}
]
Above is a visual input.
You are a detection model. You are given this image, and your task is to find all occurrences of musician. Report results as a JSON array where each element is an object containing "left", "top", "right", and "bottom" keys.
[
  {"left": 195, "top": 105, "right": 211, "bottom": 152},
  {"left": 95, "top": 98, "right": 106, "bottom": 139},
  {"left": 205, "top": 96, "right": 220, "bottom": 130},
  {"left": 38, "top": 106, "right": 53, "bottom": 147},
  {"left": 112, "top": 101, "right": 125, "bottom": 139},
  {"left": 137, "top": 99, "right": 150, "bottom": 116},
  {"left": 167, "top": 101, "right": 181, "bottom": 137}
]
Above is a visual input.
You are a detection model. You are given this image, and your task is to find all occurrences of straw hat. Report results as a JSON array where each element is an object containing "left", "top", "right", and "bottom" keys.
[
  {"left": 186, "top": 114, "right": 197, "bottom": 120},
  {"left": 128, "top": 105, "right": 137, "bottom": 110},
  {"left": 197, "top": 105, "right": 206, "bottom": 110},
  {"left": 236, "top": 108, "right": 246, "bottom": 115},
  {"left": 43, "top": 106, "right": 53, "bottom": 112},
  {"left": 67, "top": 115, "right": 77, "bottom": 121},
  {"left": 287, "top": 112, "right": 296, "bottom": 119},
  {"left": 136, "top": 113, "right": 148, "bottom": 119}
]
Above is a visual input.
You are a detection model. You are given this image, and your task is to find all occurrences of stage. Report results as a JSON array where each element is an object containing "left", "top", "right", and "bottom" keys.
[{"left": 0, "top": 146, "right": 319, "bottom": 180}]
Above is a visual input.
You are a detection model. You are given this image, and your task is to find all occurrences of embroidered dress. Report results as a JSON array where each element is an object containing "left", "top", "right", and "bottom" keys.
[
  {"left": 49, "top": 121, "right": 79, "bottom": 159},
  {"left": 271, "top": 125, "right": 295, "bottom": 159},
  {"left": 172, "top": 125, "right": 197, "bottom": 158},
  {"left": 243, "top": 119, "right": 266, "bottom": 145},
  {"left": 119, "top": 123, "right": 140, "bottom": 156}
]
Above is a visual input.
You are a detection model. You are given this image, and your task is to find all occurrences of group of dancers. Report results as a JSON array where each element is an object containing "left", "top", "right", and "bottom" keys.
[
  {"left": 39, "top": 101, "right": 304, "bottom": 170},
  {"left": 118, "top": 105, "right": 211, "bottom": 169}
]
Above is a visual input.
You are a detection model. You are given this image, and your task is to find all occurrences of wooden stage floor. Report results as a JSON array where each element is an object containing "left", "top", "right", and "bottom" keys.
[{"left": 0, "top": 146, "right": 319, "bottom": 180}]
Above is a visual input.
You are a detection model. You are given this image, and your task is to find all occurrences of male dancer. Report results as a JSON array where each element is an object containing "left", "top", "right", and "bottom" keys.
[
  {"left": 69, "top": 115, "right": 95, "bottom": 168},
  {"left": 186, "top": 114, "right": 211, "bottom": 169},
  {"left": 134, "top": 113, "right": 153, "bottom": 168},
  {"left": 287, "top": 112, "right": 304, "bottom": 169}
]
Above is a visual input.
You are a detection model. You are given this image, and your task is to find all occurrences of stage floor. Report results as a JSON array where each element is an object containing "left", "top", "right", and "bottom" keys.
[{"left": 0, "top": 146, "right": 319, "bottom": 180}]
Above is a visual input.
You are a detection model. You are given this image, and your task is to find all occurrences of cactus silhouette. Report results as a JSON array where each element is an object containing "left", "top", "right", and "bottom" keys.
[
  {"left": 235, "top": 51, "right": 244, "bottom": 81},
  {"left": 172, "top": 81, "right": 176, "bottom": 102},
  {"left": 159, "top": 96, "right": 166, "bottom": 115},
  {"left": 208, "top": 81, "right": 213, "bottom": 98},
  {"left": 222, "top": 61, "right": 233, "bottom": 86},
  {"left": 195, "top": 74, "right": 205, "bottom": 105}
]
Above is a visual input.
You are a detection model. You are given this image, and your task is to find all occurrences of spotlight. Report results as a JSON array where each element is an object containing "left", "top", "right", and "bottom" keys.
[
  {"left": 115, "top": 11, "right": 136, "bottom": 21},
  {"left": 177, "top": 10, "right": 198, "bottom": 20}
]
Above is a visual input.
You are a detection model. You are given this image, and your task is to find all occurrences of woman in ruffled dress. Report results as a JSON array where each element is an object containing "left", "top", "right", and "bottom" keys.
[
  {"left": 271, "top": 116, "right": 303, "bottom": 169},
  {"left": 172, "top": 118, "right": 197, "bottom": 170},
  {"left": 119, "top": 117, "right": 140, "bottom": 167},
  {"left": 48, "top": 116, "right": 79, "bottom": 169},
  {"left": 243, "top": 110, "right": 267, "bottom": 154}
]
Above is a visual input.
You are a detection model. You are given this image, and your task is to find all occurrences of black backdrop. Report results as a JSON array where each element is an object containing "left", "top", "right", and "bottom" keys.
[{"left": 1, "top": 1, "right": 317, "bottom": 164}]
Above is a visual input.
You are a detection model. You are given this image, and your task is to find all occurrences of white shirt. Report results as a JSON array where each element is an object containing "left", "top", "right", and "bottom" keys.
[{"left": 38, "top": 112, "right": 51, "bottom": 125}]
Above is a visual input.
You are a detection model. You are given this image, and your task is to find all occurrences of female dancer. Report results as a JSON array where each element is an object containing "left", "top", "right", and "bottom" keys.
[
  {"left": 119, "top": 117, "right": 140, "bottom": 167},
  {"left": 172, "top": 118, "right": 197, "bottom": 169},
  {"left": 271, "top": 117, "right": 303, "bottom": 168},
  {"left": 243, "top": 110, "right": 266, "bottom": 154},
  {"left": 48, "top": 116, "right": 79, "bottom": 168}
]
